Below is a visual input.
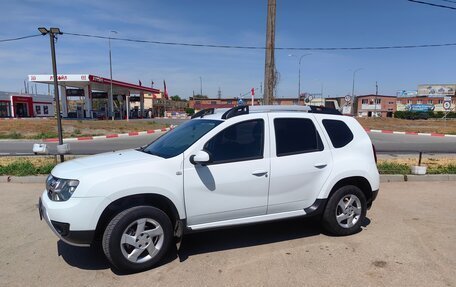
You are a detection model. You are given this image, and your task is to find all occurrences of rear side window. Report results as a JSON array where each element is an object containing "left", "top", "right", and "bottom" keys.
[
  {"left": 274, "top": 118, "right": 324, "bottom": 157},
  {"left": 322, "top": 119, "right": 354, "bottom": 148}
]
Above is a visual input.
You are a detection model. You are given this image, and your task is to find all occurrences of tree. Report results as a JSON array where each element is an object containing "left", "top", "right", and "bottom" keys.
[
  {"left": 170, "top": 95, "right": 181, "bottom": 101},
  {"left": 185, "top": 107, "right": 195, "bottom": 116}
]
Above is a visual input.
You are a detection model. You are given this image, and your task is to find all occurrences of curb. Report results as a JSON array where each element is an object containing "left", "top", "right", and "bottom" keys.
[
  {"left": 2, "top": 174, "right": 456, "bottom": 184},
  {"left": 365, "top": 128, "right": 456, "bottom": 138},
  {"left": 42, "top": 127, "right": 172, "bottom": 143},
  {"left": 380, "top": 174, "right": 456, "bottom": 182},
  {"left": 0, "top": 175, "right": 47, "bottom": 183}
]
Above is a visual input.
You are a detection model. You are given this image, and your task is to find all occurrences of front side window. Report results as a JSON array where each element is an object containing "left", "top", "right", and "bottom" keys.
[
  {"left": 274, "top": 118, "right": 324, "bottom": 157},
  {"left": 204, "top": 119, "right": 264, "bottom": 164},
  {"left": 142, "top": 119, "right": 222, "bottom": 158}
]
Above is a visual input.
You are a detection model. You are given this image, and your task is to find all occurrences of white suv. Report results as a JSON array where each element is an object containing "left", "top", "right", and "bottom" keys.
[{"left": 39, "top": 105, "right": 379, "bottom": 272}]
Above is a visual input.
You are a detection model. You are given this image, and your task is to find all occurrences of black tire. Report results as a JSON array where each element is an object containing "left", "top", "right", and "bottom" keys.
[
  {"left": 102, "top": 206, "right": 173, "bottom": 273},
  {"left": 322, "top": 185, "right": 367, "bottom": 236}
]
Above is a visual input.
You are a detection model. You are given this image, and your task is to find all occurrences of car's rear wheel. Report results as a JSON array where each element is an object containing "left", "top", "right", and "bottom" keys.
[
  {"left": 102, "top": 206, "right": 173, "bottom": 272},
  {"left": 322, "top": 185, "right": 367, "bottom": 236}
]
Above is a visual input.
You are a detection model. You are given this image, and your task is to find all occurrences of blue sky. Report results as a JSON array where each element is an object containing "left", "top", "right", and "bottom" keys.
[{"left": 0, "top": 0, "right": 455, "bottom": 99}]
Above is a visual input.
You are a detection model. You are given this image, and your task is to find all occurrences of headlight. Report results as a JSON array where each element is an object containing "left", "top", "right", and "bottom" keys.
[{"left": 46, "top": 175, "right": 79, "bottom": 201}]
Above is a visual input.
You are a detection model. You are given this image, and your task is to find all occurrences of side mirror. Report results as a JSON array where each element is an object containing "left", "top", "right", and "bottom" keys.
[{"left": 190, "top": 150, "right": 211, "bottom": 165}]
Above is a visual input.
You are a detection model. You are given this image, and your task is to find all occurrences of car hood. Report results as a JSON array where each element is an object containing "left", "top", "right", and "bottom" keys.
[{"left": 51, "top": 149, "right": 162, "bottom": 179}]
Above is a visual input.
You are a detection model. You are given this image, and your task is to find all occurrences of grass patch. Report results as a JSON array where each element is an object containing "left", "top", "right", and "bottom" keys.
[
  {"left": 0, "top": 132, "right": 23, "bottom": 139},
  {"left": 0, "top": 160, "right": 55, "bottom": 176},
  {"left": 33, "top": 131, "right": 59, "bottom": 139},
  {"left": 427, "top": 164, "right": 456, "bottom": 174},
  {"left": 377, "top": 162, "right": 410, "bottom": 174}
]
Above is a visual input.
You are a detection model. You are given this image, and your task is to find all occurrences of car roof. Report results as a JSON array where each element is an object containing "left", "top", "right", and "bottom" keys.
[{"left": 194, "top": 105, "right": 341, "bottom": 120}]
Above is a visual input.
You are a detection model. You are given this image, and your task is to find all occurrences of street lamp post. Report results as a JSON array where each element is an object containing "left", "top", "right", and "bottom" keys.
[
  {"left": 38, "top": 27, "right": 64, "bottom": 162},
  {"left": 351, "top": 68, "right": 363, "bottom": 115},
  {"left": 289, "top": 54, "right": 311, "bottom": 104},
  {"left": 109, "top": 30, "right": 117, "bottom": 120}
]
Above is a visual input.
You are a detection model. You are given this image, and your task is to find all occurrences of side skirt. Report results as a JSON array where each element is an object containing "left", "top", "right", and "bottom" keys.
[{"left": 184, "top": 198, "right": 328, "bottom": 233}]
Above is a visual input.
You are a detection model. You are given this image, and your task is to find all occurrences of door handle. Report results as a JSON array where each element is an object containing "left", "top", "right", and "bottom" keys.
[
  {"left": 314, "top": 163, "right": 327, "bottom": 169},
  {"left": 252, "top": 170, "right": 268, "bottom": 177}
]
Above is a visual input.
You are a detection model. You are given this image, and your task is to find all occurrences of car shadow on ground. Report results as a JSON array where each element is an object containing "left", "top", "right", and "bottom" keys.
[
  {"left": 178, "top": 215, "right": 370, "bottom": 261},
  {"left": 56, "top": 216, "right": 371, "bottom": 274}
]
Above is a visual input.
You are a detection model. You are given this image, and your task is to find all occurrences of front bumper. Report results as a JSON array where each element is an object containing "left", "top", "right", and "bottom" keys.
[{"left": 38, "top": 196, "right": 95, "bottom": 247}]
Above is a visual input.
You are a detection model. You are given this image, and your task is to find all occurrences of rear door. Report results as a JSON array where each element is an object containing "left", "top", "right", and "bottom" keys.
[{"left": 267, "top": 113, "right": 333, "bottom": 214}]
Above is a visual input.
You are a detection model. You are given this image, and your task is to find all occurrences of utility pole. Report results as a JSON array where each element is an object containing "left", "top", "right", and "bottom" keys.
[
  {"left": 199, "top": 76, "right": 203, "bottom": 96},
  {"left": 263, "top": 0, "right": 276, "bottom": 105},
  {"left": 374, "top": 81, "right": 378, "bottom": 118},
  {"left": 38, "top": 27, "right": 64, "bottom": 162},
  {"left": 109, "top": 30, "right": 117, "bottom": 121}
]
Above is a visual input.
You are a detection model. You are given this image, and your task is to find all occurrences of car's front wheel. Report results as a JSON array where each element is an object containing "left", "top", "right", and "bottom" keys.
[
  {"left": 322, "top": 185, "right": 367, "bottom": 236},
  {"left": 102, "top": 206, "right": 173, "bottom": 272}
]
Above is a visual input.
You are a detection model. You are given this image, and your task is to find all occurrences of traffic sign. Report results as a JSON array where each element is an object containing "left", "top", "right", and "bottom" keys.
[
  {"left": 344, "top": 95, "right": 352, "bottom": 102},
  {"left": 443, "top": 101, "right": 451, "bottom": 111}
]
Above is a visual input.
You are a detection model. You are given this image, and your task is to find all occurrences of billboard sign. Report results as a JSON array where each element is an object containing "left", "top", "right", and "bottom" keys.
[
  {"left": 406, "top": 104, "right": 434, "bottom": 112},
  {"left": 418, "top": 85, "right": 456, "bottom": 97},
  {"left": 396, "top": 90, "right": 418, "bottom": 97},
  {"left": 29, "top": 74, "right": 90, "bottom": 82},
  {"left": 66, "top": 89, "right": 84, "bottom": 97}
]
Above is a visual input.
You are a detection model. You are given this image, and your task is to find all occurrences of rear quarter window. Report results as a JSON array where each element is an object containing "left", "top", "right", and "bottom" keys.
[{"left": 322, "top": 119, "right": 354, "bottom": 148}]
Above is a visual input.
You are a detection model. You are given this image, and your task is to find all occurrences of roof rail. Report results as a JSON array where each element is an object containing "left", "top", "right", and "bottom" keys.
[
  {"left": 191, "top": 108, "right": 215, "bottom": 119},
  {"left": 221, "top": 105, "right": 249, "bottom": 119},
  {"left": 308, "top": 105, "right": 342, "bottom": 115}
]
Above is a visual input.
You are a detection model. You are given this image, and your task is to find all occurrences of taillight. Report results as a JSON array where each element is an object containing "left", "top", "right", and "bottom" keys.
[{"left": 372, "top": 144, "right": 377, "bottom": 163}]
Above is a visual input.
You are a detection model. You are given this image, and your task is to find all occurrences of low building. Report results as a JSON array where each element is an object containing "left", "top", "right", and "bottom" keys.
[
  {"left": 0, "top": 91, "right": 54, "bottom": 118},
  {"left": 357, "top": 95, "right": 396, "bottom": 118}
]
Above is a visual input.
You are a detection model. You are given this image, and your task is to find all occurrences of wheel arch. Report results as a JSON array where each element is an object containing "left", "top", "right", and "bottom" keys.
[
  {"left": 94, "top": 193, "right": 181, "bottom": 242},
  {"left": 327, "top": 176, "right": 373, "bottom": 203}
]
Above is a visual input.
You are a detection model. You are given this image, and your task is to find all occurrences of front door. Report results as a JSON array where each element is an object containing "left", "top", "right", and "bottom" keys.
[{"left": 183, "top": 116, "right": 270, "bottom": 226}]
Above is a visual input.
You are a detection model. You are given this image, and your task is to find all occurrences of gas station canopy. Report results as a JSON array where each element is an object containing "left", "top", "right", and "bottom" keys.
[
  {"left": 28, "top": 74, "right": 160, "bottom": 95},
  {"left": 28, "top": 74, "right": 161, "bottom": 119}
]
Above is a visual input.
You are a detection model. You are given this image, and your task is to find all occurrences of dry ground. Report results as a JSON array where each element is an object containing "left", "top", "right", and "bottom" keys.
[
  {"left": 377, "top": 156, "right": 456, "bottom": 169},
  {"left": 357, "top": 117, "right": 456, "bottom": 134},
  {"left": 1, "top": 117, "right": 455, "bottom": 139},
  {"left": 0, "top": 118, "right": 168, "bottom": 139},
  {"left": 0, "top": 181, "right": 455, "bottom": 287}
]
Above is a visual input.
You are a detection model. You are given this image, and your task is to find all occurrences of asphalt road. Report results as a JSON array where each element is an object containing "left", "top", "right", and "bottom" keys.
[
  {"left": 1, "top": 132, "right": 456, "bottom": 155},
  {"left": 0, "top": 181, "right": 454, "bottom": 286}
]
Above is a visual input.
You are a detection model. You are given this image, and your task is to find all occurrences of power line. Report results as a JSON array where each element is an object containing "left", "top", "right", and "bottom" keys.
[
  {"left": 64, "top": 32, "right": 456, "bottom": 51},
  {"left": 2, "top": 31, "right": 456, "bottom": 51},
  {"left": 439, "top": 0, "right": 456, "bottom": 4},
  {"left": 407, "top": 0, "right": 456, "bottom": 10},
  {"left": 0, "top": 34, "right": 41, "bottom": 43}
]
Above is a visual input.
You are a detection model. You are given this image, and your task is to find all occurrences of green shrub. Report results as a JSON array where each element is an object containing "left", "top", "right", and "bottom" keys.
[{"left": 185, "top": 108, "right": 195, "bottom": 116}]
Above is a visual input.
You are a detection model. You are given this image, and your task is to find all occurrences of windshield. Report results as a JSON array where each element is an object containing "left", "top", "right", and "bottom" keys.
[{"left": 141, "top": 119, "right": 222, "bottom": 158}]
